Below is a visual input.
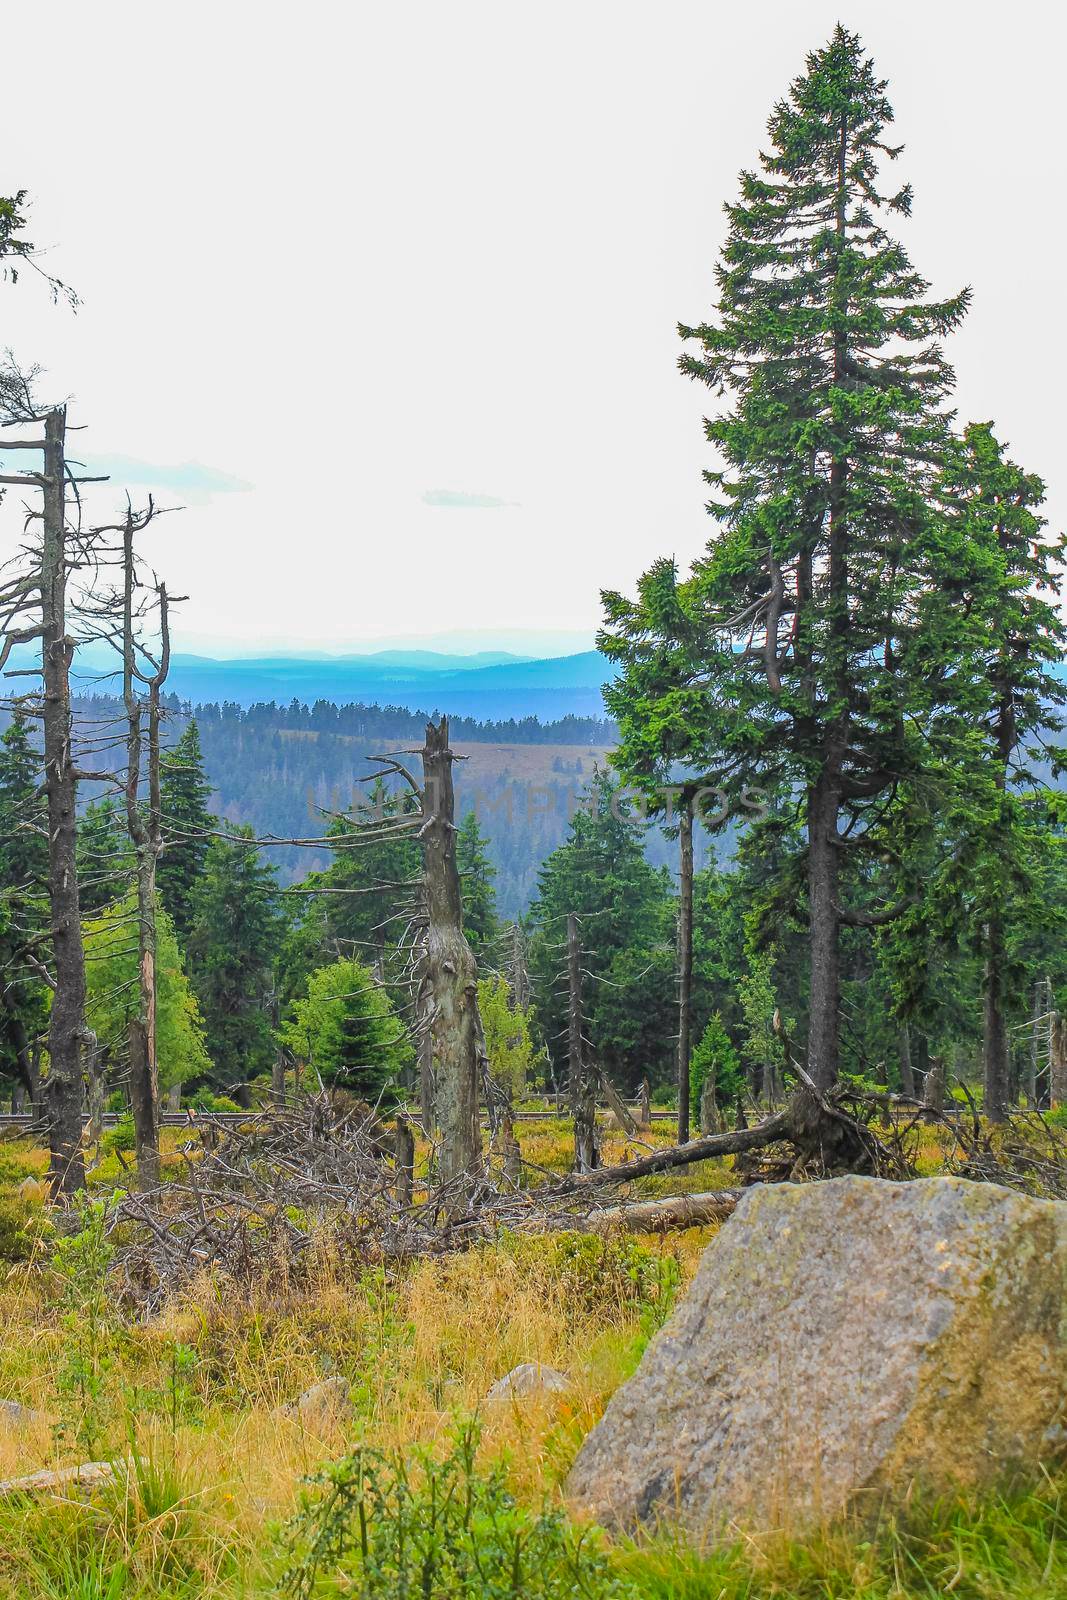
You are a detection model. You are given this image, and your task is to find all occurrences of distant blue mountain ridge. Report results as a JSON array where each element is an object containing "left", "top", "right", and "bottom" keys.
[{"left": 63, "top": 646, "right": 617, "bottom": 722}]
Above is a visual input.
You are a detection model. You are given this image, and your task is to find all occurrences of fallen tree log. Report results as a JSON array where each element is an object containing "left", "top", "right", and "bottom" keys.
[
  {"left": 547, "top": 1107, "right": 793, "bottom": 1191},
  {"left": 588, "top": 1189, "right": 742, "bottom": 1233}
]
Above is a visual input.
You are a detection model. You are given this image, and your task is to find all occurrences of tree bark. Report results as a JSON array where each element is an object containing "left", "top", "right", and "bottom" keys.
[
  {"left": 599, "top": 1068, "right": 637, "bottom": 1136},
  {"left": 122, "top": 513, "right": 165, "bottom": 1187},
  {"left": 41, "top": 407, "right": 88, "bottom": 1196},
  {"left": 923, "top": 1053, "right": 945, "bottom": 1117},
  {"left": 550, "top": 1106, "right": 792, "bottom": 1191},
  {"left": 589, "top": 1189, "right": 741, "bottom": 1234},
  {"left": 393, "top": 1115, "right": 415, "bottom": 1208},
  {"left": 699, "top": 1070, "right": 720, "bottom": 1134},
  {"left": 1050, "top": 1012, "right": 1067, "bottom": 1110},
  {"left": 635, "top": 1077, "right": 651, "bottom": 1129},
  {"left": 567, "top": 912, "right": 597, "bottom": 1172},
  {"left": 983, "top": 916, "right": 1009, "bottom": 1122},
  {"left": 806, "top": 774, "right": 842, "bottom": 1092},
  {"left": 802, "top": 111, "right": 850, "bottom": 1101},
  {"left": 1028, "top": 979, "right": 1041, "bottom": 1106},
  {"left": 897, "top": 1021, "right": 915, "bottom": 1098},
  {"left": 676, "top": 796, "right": 694, "bottom": 1142},
  {"left": 421, "top": 718, "right": 482, "bottom": 1208},
  {"left": 510, "top": 920, "right": 529, "bottom": 1011}
]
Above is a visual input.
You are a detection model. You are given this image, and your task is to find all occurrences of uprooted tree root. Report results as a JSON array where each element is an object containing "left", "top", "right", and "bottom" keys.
[{"left": 97, "top": 1087, "right": 1067, "bottom": 1313}]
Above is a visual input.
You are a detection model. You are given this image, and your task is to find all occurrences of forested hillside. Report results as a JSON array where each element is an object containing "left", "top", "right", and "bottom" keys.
[{"left": 61, "top": 694, "right": 622, "bottom": 915}]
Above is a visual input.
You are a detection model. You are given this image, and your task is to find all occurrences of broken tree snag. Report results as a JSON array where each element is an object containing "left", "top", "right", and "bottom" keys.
[
  {"left": 393, "top": 1116, "right": 415, "bottom": 1208},
  {"left": 636, "top": 1077, "right": 651, "bottom": 1129},
  {"left": 567, "top": 913, "right": 598, "bottom": 1172},
  {"left": 599, "top": 1068, "right": 637, "bottom": 1136},
  {"left": 589, "top": 1189, "right": 742, "bottom": 1234},
  {"left": 676, "top": 793, "right": 694, "bottom": 1142},
  {"left": 41, "top": 407, "right": 88, "bottom": 1197},
  {"left": 924, "top": 1053, "right": 946, "bottom": 1118},
  {"left": 420, "top": 717, "right": 482, "bottom": 1209}
]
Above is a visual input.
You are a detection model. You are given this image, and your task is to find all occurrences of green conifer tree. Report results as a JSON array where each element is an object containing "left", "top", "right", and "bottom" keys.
[
  {"left": 158, "top": 720, "right": 216, "bottom": 943},
  {"left": 602, "top": 27, "right": 976, "bottom": 1091},
  {"left": 0, "top": 712, "right": 49, "bottom": 1097},
  {"left": 77, "top": 798, "right": 132, "bottom": 915},
  {"left": 187, "top": 828, "right": 282, "bottom": 1100},
  {"left": 528, "top": 773, "right": 674, "bottom": 1090},
  {"left": 456, "top": 809, "right": 498, "bottom": 958}
]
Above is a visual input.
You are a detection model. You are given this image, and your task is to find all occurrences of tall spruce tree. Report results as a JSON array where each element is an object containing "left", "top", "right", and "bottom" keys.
[
  {"left": 601, "top": 27, "right": 976, "bottom": 1094},
  {"left": 158, "top": 720, "right": 216, "bottom": 943},
  {"left": 940, "top": 424, "right": 1064, "bottom": 1116}
]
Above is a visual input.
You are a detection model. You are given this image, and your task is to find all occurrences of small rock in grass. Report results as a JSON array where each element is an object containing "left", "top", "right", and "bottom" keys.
[
  {"left": 486, "top": 1363, "right": 572, "bottom": 1402},
  {"left": 0, "top": 1398, "right": 48, "bottom": 1429},
  {"left": 283, "top": 1375, "right": 350, "bottom": 1426}
]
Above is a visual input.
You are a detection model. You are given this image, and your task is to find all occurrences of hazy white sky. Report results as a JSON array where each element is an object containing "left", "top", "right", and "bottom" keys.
[{"left": 3, "top": 1, "right": 1063, "bottom": 656}]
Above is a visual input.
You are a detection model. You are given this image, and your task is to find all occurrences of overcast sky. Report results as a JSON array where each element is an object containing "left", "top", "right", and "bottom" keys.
[{"left": 2, "top": 1, "right": 1063, "bottom": 657}]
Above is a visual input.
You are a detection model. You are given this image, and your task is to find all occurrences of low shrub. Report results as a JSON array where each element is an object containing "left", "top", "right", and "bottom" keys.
[{"left": 279, "top": 1419, "right": 633, "bottom": 1599}]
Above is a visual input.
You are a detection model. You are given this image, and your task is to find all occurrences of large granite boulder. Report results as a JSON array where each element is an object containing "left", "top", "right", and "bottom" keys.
[{"left": 567, "top": 1177, "right": 1067, "bottom": 1537}]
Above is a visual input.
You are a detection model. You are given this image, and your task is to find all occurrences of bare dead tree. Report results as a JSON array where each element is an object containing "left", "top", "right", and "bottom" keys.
[
  {"left": 419, "top": 717, "right": 483, "bottom": 1206},
  {"left": 676, "top": 793, "right": 694, "bottom": 1142},
  {"left": 567, "top": 911, "right": 597, "bottom": 1172},
  {"left": 509, "top": 919, "right": 529, "bottom": 1011},
  {"left": 117, "top": 506, "right": 171, "bottom": 1186},
  {"left": 0, "top": 397, "right": 105, "bottom": 1194}
]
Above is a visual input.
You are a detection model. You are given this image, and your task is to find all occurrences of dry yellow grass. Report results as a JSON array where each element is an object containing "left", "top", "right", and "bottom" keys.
[{"left": 0, "top": 1130, "right": 696, "bottom": 1595}]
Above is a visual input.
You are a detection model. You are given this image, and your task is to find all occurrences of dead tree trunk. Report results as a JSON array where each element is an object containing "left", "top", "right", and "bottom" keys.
[
  {"left": 121, "top": 512, "right": 168, "bottom": 1188},
  {"left": 699, "top": 1070, "right": 720, "bottom": 1134},
  {"left": 924, "top": 1053, "right": 946, "bottom": 1118},
  {"left": 510, "top": 920, "right": 529, "bottom": 1011},
  {"left": 85, "top": 1040, "right": 107, "bottom": 1166},
  {"left": 982, "top": 917, "right": 1009, "bottom": 1123},
  {"left": 897, "top": 1021, "right": 916, "bottom": 1098},
  {"left": 418, "top": 1020, "right": 435, "bottom": 1136},
  {"left": 41, "top": 408, "right": 88, "bottom": 1196},
  {"left": 599, "top": 1068, "right": 637, "bottom": 1136},
  {"left": 636, "top": 1077, "right": 651, "bottom": 1129},
  {"left": 269, "top": 996, "right": 286, "bottom": 1104},
  {"left": 676, "top": 795, "right": 694, "bottom": 1143},
  {"left": 1028, "top": 980, "right": 1042, "bottom": 1106},
  {"left": 393, "top": 1115, "right": 415, "bottom": 1208},
  {"left": 567, "top": 912, "right": 597, "bottom": 1172},
  {"left": 420, "top": 717, "right": 482, "bottom": 1209},
  {"left": 1051, "top": 1013, "right": 1067, "bottom": 1110}
]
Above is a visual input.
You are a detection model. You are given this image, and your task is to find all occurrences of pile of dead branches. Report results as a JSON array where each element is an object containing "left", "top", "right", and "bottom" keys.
[
  {"left": 108, "top": 1096, "right": 433, "bottom": 1312},
  {"left": 101, "top": 1085, "right": 1067, "bottom": 1314},
  {"left": 106, "top": 1094, "right": 610, "bottom": 1312}
]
